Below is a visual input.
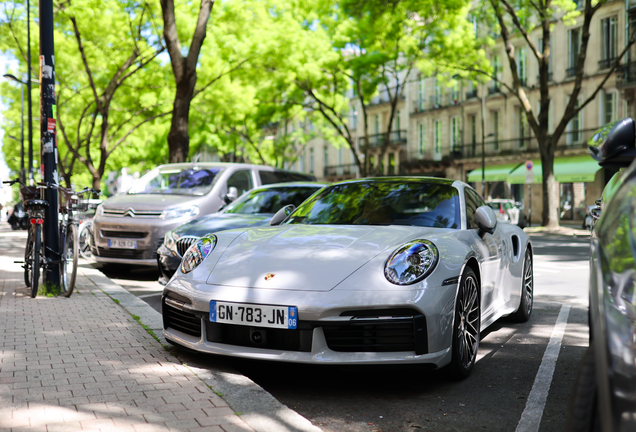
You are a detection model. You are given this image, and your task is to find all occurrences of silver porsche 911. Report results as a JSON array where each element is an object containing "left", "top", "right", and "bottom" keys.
[{"left": 162, "top": 177, "right": 533, "bottom": 378}]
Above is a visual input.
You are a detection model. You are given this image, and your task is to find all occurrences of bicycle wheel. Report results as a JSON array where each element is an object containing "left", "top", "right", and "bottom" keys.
[
  {"left": 31, "top": 224, "right": 41, "bottom": 298},
  {"left": 77, "top": 220, "right": 93, "bottom": 260},
  {"left": 61, "top": 224, "right": 78, "bottom": 297},
  {"left": 24, "top": 225, "right": 33, "bottom": 288}
]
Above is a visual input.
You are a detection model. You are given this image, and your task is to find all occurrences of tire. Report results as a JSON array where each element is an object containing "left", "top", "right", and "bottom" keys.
[
  {"left": 565, "top": 347, "right": 601, "bottom": 432},
  {"left": 448, "top": 267, "right": 481, "bottom": 379},
  {"left": 24, "top": 226, "right": 33, "bottom": 288},
  {"left": 30, "top": 224, "right": 41, "bottom": 298},
  {"left": 77, "top": 220, "right": 93, "bottom": 260},
  {"left": 510, "top": 250, "right": 533, "bottom": 322},
  {"left": 61, "top": 224, "right": 78, "bottom": 297}
]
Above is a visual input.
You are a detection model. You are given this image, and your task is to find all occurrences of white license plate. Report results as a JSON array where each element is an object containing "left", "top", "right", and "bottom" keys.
[
  {"left": 108, "top": 239, "right": 137, "bottom": 249},
  {"left": 209, "top": 301, "right": 297, "bottom": 329}
]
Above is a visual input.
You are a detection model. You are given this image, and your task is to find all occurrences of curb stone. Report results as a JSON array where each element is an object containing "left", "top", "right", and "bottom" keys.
[{"left": 79, "top": 263, "right": 322, "bottom": 432}]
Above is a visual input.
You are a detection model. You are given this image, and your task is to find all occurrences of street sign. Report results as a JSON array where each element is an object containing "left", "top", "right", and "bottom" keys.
[{"left": 525, "top": 160, "right": 534, "bottom": 184}]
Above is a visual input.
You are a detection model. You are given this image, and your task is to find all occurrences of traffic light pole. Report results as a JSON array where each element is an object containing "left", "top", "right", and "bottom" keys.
[{"left": 40, "top": 0, "right": 60, "bottom": 289}]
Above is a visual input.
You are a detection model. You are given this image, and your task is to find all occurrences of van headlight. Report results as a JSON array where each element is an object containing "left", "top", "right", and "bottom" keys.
[
  {"left": 161, "top": 205, "right": 199, "bottom": 220},
  {"left": 95, "top": 203, "right": 104, "bottom": 217},
  {"left": 181, "top": 234, "right": 217, "bottom": 274},
  {"left": 384, "top": 240, "right": 438, "bottom": 285}
]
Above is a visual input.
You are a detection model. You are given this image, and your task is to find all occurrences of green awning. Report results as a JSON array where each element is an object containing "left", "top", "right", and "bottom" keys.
[
  {"left": 467, "top": 163, "right": 521, "bottom": 183},
  {"left": 506, "top": 155, "right": 601, "bottom": 184}
]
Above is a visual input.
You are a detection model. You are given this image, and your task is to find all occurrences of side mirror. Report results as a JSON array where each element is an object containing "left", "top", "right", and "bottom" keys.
[
  {"left": 515, "top": 201, "right": 524, "bottom": 209},
  {"left": 270, "top": 204, "right": 295, "bottom": 226},
  {"left": 475, "top": 205, "right": 497, "bottom": 234},
  {"left": 588, "top": 118, "right": 636, "bottom": 168},
  {"left": 224, "top": 186, "right": 238, "bottom": 204}
]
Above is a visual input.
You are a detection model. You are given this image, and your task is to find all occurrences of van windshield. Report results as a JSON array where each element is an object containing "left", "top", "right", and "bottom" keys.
[{"left": 128, "top": 166, "right": 224, "bottom": 196}]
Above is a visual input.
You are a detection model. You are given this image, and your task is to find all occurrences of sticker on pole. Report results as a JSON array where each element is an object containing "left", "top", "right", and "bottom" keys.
[{"left": 525, "top": 160, "right": 534, "bottom": 184}]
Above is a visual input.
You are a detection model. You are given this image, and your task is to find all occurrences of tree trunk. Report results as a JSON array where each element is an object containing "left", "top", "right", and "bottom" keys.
[
  {"left": 540, "top": 150, "right": 559, "bottom": 228},
  {"left": 168, "top": 80, "right": 195, "bottom": 162}
]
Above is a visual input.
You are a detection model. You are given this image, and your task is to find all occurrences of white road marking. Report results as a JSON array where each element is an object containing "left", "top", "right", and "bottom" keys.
[
  {"left": 515, "top": 304, "right": 571, "bottom": 432},
  {"left": 137, "top": 293, "right": 162, "bottom": 299}
]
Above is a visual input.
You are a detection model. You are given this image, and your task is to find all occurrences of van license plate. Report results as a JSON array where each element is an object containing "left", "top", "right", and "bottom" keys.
[
  {"left": 210, "top": 301, "right": 297, "bottom": 329},
  {"left": 108, "top": 239, "right": 137, "bottom": 249}
]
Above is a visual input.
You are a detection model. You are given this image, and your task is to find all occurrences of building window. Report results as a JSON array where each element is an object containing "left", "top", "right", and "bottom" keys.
[
  {"left": 309, "top": 148, "right": 314, "bottom": 174},
  {"left": 567, "top": 96, "right": 583, "bottom": 144},
  {"left": 517, "top": 47, "right": 527, "bottom": 86},
  {"left": 388, "top": 153, "right": 395, "bottom": 175},
  {"left": 600, "top": 16, "right": 618, "bottom": 69},
  {"left": 338, "top": 146, "right": 343, "bottom": 165},
  {"left": 492, "top": 111, "right": 500, "bottom": 151},
  {"left": 298, "top": 154, "right": 304, "bottom": 172},
  {"left": 351, "top": 108, "right": 357, "bottom": 129},
  {"left": 517, "top": 107, "right": 529, "bottom": 148},
  {"left": 324, "top": 146, "right": 329, "bottom": 168},
  {"left": 568, "top": 28, "right": 581, "bottom": 77},
  {"left": 419, "top": 122, "right": 425, "bottom": 156},
  {"left": 434, "top": 120, "right": 442, "bottom": 154},
  {"left": 418, "top": 77, "right": 426, "bottom": 110},
  {"left": 394, "top": 110, "right": 401, "bottom": 131},
  {"left": 434, "top": 77, "right": 442, "bottom": 107},
  {"left": 451, "top": 83, "right": 459, "bottom": 104},
  {"left": 374, "top": 115, "right": 379, "bottom": 134},
  {"left": 602, "top": 90, "right": 617, "bottom": 125},
  {"left": 451, "top": 117, "right": 460, "bottom": 151},
  {"left": 469, "top": 115, "right": 477, "bottom": 155}
]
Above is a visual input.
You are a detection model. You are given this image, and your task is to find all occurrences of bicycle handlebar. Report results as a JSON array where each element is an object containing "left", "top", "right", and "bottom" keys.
[{"left": 3, "top": 178, "right": 101, "bottom": 196}]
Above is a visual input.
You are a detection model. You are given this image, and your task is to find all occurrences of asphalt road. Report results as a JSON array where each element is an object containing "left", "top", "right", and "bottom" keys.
[{"left": 93, "top": 233, "right": 592, "bottom": 432}]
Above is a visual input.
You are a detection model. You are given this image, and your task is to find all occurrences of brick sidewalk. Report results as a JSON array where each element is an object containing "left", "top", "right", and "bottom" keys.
[{"left": 0, "top": 225, "right": 253, "bottom": 432}]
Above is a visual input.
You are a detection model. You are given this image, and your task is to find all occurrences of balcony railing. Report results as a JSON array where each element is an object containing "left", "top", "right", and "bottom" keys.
[
  {"left": 566, "top": 66, "right": 577, "bottom": 77},
  {"left": 617, "top": 61, "right": 636, "bottom": 87},
  {"left": 368, "top": 86, "right": 406, "bottom": 106},
  {"left": 536, "top": 72, "right": 553, "bottom": 82},
  {"left": 465, "top": 89, "right": 478, "bottom": 99},
  {"left": 406, "top": 128, "right": 597, "bottom": 162},
  {"left": 488, "top": 84, "right": 500, "bottom": 95},
  {"left": 598, "top": 57, "right": 617, "bottom": 70},
  {"left": 324, "top": 163, "right": 357, "bottom": 178},
  {"left": 358, "top": 130, "right": 408, "bottom": 148}
]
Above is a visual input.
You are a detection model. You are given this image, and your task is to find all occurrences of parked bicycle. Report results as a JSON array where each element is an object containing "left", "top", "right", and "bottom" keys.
[
  {"left": 76, "top": 198, "right": 102, "bottom": 260},
  {"left": 4, "top": 179, "right": 99, "bottom": 297}
]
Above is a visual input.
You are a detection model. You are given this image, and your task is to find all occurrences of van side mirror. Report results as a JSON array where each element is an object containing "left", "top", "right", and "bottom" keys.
[
  {"left": 270, "top": 204, "right": 295, "bottom": 226},
  {"left": 224, "top": 186, "right": 238, "bottom": 204},
  {"left": 475, "top": 205, "right": 497, "bottom": 234}
]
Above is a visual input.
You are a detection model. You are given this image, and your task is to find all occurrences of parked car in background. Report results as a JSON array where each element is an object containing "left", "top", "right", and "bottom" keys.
[
  {"left": 486, "top": 199, "right": 527, "bottom": 228},
  {"left": 157, "top": 182, "right": 324, "bottom": 282},
  {"left": 91, "top": 163, "right": 315, "bottom": 266},
  {"left": 567, "top": 118, "right": 636, "bottom": 431},
  {"left": 162, "top": 177, "right": 533, "bottom": 378}
]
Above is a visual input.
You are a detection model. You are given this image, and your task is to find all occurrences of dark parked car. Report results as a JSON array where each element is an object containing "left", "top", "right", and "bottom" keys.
[
  {"left": 92, "top": 163, "right": 315, "bottom": 266},
  {"left": 567, "top": 118, "right": 636, "bottom": 431},
  {"left": 157, "top": 182, "right": 324, "bottom": 282}
]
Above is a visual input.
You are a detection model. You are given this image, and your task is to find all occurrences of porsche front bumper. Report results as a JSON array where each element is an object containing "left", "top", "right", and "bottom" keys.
[{"left": 161, "top": 280, "right": 457, "bottom": 366}]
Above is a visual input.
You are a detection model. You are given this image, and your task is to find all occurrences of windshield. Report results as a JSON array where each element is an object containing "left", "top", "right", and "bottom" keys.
[
  {"left": 286, "top": 181, "right": 460, "bottom": 228},
  {"left": 127, "top": 166, "right": 224, "bottom": 196},
  {"left": 224, "top": 186, "right": 321, "bottom": 215}
]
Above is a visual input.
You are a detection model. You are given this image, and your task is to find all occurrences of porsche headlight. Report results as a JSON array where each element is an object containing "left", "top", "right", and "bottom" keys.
[
  {"left": 384, "top": 240, "right": 438, "bottom": 285},
  {"left": 180, "top": 234, "right": 217, "bottom": 274}
]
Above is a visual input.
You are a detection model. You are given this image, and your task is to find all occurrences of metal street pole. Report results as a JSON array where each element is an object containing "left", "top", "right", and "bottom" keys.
[
  {"left": 40, "top": 0, "right": 60, "bottom": 288},
  {"left": 27, "top": 0, "right": 33, "bottom": 185}
]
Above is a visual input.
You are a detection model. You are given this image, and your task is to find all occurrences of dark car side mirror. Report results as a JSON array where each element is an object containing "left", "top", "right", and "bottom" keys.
[
  {"left": 270, "top": 204, "right": 295, "bottom": 226},
  {"left": 588, "top": 118, "right": 636, "bottom": 168},
  {"left": 475, "top": 205, "right": 498, "bottom": 234}
]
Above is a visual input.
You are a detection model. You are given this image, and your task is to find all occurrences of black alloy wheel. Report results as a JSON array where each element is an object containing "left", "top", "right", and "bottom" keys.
[
  {"left": 511, "top": 250, "right": 533, "bottom": 322},
  {"left": 448, "top": 267, "right": 480, "bottom": 379}
]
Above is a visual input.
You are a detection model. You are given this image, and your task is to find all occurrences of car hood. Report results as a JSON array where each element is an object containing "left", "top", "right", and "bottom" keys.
[
  {"left": 102, "top": 193, "right": 197, "bottom": 211},
  {"left": 206, "top": 224, "right": 438, "bottom": 291},
  {"left": 174, "top": 213, "right": 272, "bottom": 238}
]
